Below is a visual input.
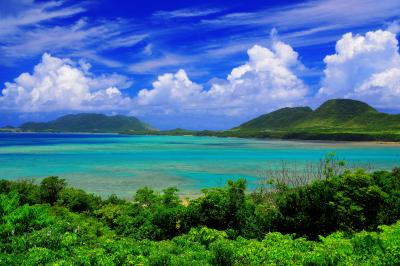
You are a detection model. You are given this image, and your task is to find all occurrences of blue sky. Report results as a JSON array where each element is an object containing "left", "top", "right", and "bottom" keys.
[{"left": 1, "top": 0, "right": 400, "bottom": 129}]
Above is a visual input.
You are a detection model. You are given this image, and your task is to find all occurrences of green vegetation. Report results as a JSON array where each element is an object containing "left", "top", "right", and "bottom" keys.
[
  {"left": 195, "top": 128, "right": 400, "bottom": 142},
  {"left": 236, "top": 106, "right": 314, "bottom": 130},
  {"left": 123, "top": 99, "right": 400, "bottom": 141},
  {"left": 227, "top": 99, "right": 400, "bottom": 141},
  {"left": 1, "top": 163, "right": 399, "bottom": 265},
  {"left": 237, "top": 99, "right": 400, "bottom": 131},
  {"left": 20, "top": 113, "right": 157, "bottom": 133}
]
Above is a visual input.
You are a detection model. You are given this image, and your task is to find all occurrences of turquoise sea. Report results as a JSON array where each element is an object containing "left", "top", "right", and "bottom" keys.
[{"left": 0, "top": 133, "right": 399, "bottom": 198}]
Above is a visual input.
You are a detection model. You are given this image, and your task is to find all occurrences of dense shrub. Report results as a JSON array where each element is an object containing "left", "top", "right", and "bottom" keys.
[
  {"left": 0, "top": 166, "right": 399, "bottom": 265},
  {"left": 58, "top": 187, "right": 102, "bottom": 212},
  {"left": 40, "top": 176, "right": 66, "bottom": 205},
  {"left": 276, "top": 169, "right": 399, "bottom": 239},
  {"left": 0, "top": 179, "right": 41, "bottom": 205}
]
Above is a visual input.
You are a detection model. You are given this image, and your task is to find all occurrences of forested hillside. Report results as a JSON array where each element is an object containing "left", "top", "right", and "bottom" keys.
[
  {"left": 20, "top": 113, "right": 156, "bottom": 133},
  {"left": 237, "top": 99, "right": 400, "bottom": 131}
]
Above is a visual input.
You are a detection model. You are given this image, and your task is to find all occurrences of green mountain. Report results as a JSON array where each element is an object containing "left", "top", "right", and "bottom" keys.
[
  {"left": 20, "top": 113, "right": 157, "bottom": 133},
  {"left": 236, "top": 99, "right": 400, "bottom": 131},
  {"left": 236, "top": 107, "right": 313, "bottom": 130}
]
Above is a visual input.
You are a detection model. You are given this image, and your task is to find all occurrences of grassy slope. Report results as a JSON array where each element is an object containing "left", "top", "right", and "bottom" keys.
[
  {"left": 235, "top": 107, "right": 313, "bottom": 130},
  {"left": 237, "top": 99, "right": 400, "bottom": 131},
  {"left": 293, "top": 99, "right": 400, "bottom": 130},
  {"left": 227, "top": 99, "right": 400, "bottom": 141}
]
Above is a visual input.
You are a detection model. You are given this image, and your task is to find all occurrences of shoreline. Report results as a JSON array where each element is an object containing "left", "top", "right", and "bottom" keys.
[{"left": 2, "top": 130, "right": 400, "bottom": 145}]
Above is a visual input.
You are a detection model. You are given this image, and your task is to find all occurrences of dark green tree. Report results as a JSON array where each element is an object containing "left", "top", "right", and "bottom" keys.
[
  {"left": 134, "top": 187, "right": 159, "bottom": 208},
  {"left": 40, "top": 176, "right": 66, "bottom": 205},
  {"left": 161, "top": 187, "right": 180, "bottom": 207}
]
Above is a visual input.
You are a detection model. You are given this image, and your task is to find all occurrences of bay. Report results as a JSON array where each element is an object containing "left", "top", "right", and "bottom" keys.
[{"left": 0, "top": 133, "right": 399, "bottom": 198}]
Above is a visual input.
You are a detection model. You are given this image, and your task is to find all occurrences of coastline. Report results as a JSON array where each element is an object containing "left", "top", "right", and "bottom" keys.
[
  {"left": 2, "top": 130, "right": 400, "bottom": 145},
  {"left": 120, "top": 131, "right": 400, "bottom": 145}
]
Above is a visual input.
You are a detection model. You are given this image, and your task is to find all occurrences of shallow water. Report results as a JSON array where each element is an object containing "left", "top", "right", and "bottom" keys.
[{"left": 0, "top": 133, "right": 399, "bottom": 198}]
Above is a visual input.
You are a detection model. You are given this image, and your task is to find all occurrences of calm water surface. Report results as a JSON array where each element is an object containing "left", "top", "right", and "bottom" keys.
[{"left": 0, "top": 133, "right": 399, "bottom": 197}]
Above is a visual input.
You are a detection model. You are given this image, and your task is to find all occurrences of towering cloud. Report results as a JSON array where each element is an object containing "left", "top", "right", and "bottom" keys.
[
  {"left": 206, "top": 40, "right": 308, "bottom": 115},
  {"left": 319, "top": 30, "right": 400, "bottom": 108}
]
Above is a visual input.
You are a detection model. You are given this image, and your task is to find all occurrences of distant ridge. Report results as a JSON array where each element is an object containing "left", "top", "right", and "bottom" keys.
[
  {"left": 20, "top": 113, "right": 157, "bottom": 133},
  {"left": 9, "top": 99, "right": 400, "bottom": 141},
  {"left": 237, "top": 99, "right": 400, "bottom": 131}
]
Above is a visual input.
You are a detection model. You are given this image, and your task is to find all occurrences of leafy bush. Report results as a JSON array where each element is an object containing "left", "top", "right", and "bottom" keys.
[
  {"left": 58, "top": 187, "right": 101, "bottom": 213},
  {"left": 0, "top": 166, "right": 399, "bottom": 265},
  {"left": 187, "top": 227, "right": 228, "bottom": 247},
  {"left": 276, "top": 169, "right": 398, "bottom": 239},
  {"left": 40, "top": 176, "right": 66, "bottom": 205}
]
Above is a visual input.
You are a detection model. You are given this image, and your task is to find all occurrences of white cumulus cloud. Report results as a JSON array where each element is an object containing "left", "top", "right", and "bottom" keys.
[
  {"left": 135, "top": 38, "right": 309, "bottom": 118},
  {"left": 136, "top": 69, "right": 204, "bottom": 114},
  {"left": 0, "top": 53, "right": 132, "bottom": 112},
  {"left": 319, "top": 29, "right": 400, "bottom": 108},
  {"left": 206, "top": 40, "right": 308, "bottom": 115}
]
